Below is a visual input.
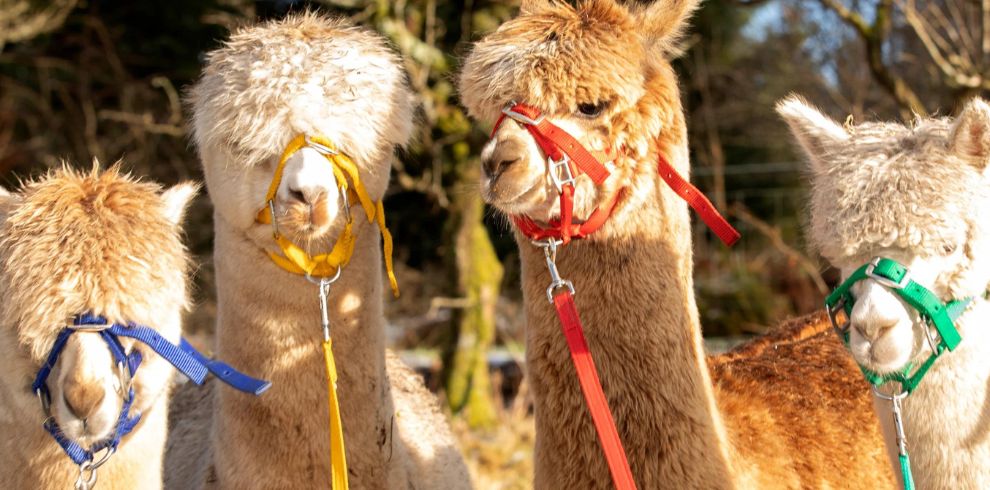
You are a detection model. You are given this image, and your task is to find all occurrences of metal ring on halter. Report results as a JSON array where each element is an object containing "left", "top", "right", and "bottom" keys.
[
  {"left": 341, "top": 186, "right": 353, "bottom": 224},
  {"left": 922, "top": 317, "right": 942, "bottom": 354},
  {"left": 548, "top": 154, "right": 575, "bottom": 194},
  {"left": 36, "top": 389, "right": 52, "bottom": 416},
  {"left": 871, "top": 381, "right": 910, "bottom": 401},
  {"left": 866, "top": 257, "right": 910, "bottom": 289},
  {"left": 67, "top": 322, "right": 111, "bottom": 332},
  {"left": 502, "top": 101, "right": 545, "bottom": 126},
  {"left": 305, "top": 135, "right": 339, "bottom": 156},
  {"left": 305, "top": 267, "right": 342, "bottom": 286},
  {"left": 825, "top": 297, "right": 850, "bottom": 335},
  {"left": 267, "top": 200, "right": 280, "bottom": 238}
]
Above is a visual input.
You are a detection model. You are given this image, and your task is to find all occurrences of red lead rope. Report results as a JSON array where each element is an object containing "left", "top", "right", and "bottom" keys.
[{"left": 553, "top": 291, "right": 637, "bottom": 490}]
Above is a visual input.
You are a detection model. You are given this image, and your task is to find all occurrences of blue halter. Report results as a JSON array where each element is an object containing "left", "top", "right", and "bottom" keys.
[{"left": 32, "top": 314, "right": 270, "bottom": 468}]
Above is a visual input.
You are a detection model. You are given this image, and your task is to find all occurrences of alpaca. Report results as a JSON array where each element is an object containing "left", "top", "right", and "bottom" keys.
[
  {"left": 779, "top": 95, "right": 990, "bottom": 489},
  {"left": 458, "top": 1, "right": 894, "bottom": 488},
  {"left": 164, "top": 13, "right": 470, "bottom": 489},
  {"left": 0, "top": 166, "right": 198, "bottom": 489}
]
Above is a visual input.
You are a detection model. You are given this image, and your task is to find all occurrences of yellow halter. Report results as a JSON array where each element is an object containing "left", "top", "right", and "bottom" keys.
[
  {"left": 255, "top": 134, "right": 399, "bottom": 297},
  {"left": 256, "top": 134, "right": 401, "bottom": 490}
]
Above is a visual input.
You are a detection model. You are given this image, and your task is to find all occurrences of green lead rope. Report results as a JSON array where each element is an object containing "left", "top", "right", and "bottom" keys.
[{"left": 824, "top": 257, "right": 977, "bottom": 490}]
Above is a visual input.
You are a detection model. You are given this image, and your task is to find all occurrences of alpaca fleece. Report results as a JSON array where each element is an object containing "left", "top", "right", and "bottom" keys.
[
  {"left": 781, "top": 95, "right": 990, "bottom": 489},
  {"left": 166, "top": 13, "right": 470, "bottom": 489},
  {"left": 0, "top": 165, "right": 196, "bottom": 489}
]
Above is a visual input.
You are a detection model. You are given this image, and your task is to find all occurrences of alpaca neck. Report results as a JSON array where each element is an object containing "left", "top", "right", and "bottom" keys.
[
  {"left": 520, "top": 145, "right": 736, "bottom": 488},
  {"left": 211, "top": 216, "right": 393, "bottom": 488},
  {"left": 880, "top": 300, "right": 990, "bottom": 488},
  {"left": 0, "top": 381, "right": 167, "bottom": 489}
]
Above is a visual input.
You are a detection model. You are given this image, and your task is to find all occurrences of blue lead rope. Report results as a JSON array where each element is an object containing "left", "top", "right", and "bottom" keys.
[{"left": 32, "top": 314, "right": 271, "bottom": 466}]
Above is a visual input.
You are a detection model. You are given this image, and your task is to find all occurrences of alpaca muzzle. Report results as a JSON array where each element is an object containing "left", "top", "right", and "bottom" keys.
[
  {"left": 255, "top": 134, "right": 398, "bottom": 296},
  {"left": 32, "top": 314, "right": 269, "bottom": 490}
]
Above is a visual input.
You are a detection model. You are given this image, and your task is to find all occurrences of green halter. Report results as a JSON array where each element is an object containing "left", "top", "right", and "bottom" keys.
[
  {"left": 825, "top": 257, "right": 972, "bottom": 392},
  {"left": 825, "top": 257, "right": 975, "bottom": 490}
]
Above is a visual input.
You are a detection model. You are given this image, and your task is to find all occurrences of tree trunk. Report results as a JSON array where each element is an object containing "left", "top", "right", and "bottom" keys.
[{"left": 442, "top": 161, "right": 502, "bottom": 428}]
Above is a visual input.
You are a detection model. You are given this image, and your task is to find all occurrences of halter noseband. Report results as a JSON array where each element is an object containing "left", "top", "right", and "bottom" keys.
[
  {"left": 32, "top": 314, "right": 269, "bottom": 488},
  {"left": 491, "top": 101, "right": 740, "bottom": 246}
]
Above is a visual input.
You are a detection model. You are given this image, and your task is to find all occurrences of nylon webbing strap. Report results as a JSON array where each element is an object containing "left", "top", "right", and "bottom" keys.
[
  {"left": 656, "top": 155, "right": 739, "bottom": 246},
  {"left": 552, "top": 291, "right": 637, "bottom": 490},
  {"left": 323, "top": 340, "right": 348, "bottom": 490}
]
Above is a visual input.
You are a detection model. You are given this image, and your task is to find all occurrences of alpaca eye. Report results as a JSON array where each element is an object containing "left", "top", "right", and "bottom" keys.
[
  {"left": 577, "top": 102, "right": 607, "bottom": 118},
  {"left": 943, "top": 244, "right": 957, "bottom": 255}
]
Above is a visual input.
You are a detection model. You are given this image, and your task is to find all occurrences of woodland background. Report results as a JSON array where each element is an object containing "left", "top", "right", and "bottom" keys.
[{"left": 2, "top": 0, "right": 987, "bottom": 487}]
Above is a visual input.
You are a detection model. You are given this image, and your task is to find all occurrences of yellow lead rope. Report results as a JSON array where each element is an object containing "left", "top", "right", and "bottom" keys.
[
  {"left": 256, "top": 134, "right": 403, "bottom": 490},
  {"left": 323, "top": 339, "right": 348, "bottom": 490}
]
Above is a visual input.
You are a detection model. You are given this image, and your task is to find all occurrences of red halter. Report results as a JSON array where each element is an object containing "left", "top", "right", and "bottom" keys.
[
  {"left": 490, "top": 102, "right": 740, "bottom": 490},
  {"left": 492, "top": 101, "right": 740, "bottom": 246}
]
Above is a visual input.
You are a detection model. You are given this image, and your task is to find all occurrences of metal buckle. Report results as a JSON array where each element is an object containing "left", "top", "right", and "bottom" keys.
[
  {"left": 548, "top": 155, "right": 575, "bottom": 194},
  {"left": 826, "top": 297, "right": 850, "bottom": 336},
  {"left": 502, "top": 101, "right": 544, "bottom": 126},
  {"left": 36, "top": 387, "right": 51, "bottom": 416},
  {"left": 865, "top": 257, "right": 910, "bottom": 289},
  {"left": 535, "top": 239, "right": 576, "bottom": 303},
  {"left": 922, "top": 317, "right": 942, "bottom": 354},
  {"left": 306, "top": 269, "right": 342, "bottom": 342},
  {"left": 68, "top": 321, "right": 111, "bottom": 332},
  {"left": 304, "top": 135, "right": 339, "bottom": 156},
  {"left": 267, "top": 199, "right": 280, "bottom": 238}
]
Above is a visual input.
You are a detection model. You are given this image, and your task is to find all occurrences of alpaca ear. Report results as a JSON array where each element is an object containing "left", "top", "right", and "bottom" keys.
[
  {"left": 632, "top": 0, "right": 703, "bottom": 54},
  {"left": 161, "top": 181, "right": 199, "bottom": 226},
  {"left": 775, "top": 95, "right": 849, "bottom": 173},
  {"left": 949, "top": 97, "right": 990, "bottom": 170}
]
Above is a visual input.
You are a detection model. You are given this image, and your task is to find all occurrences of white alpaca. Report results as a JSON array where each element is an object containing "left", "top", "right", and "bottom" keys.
[
  {"left": 164, "top": 13, "right": 470, "bottom": 489},
  {"left": 780, "top": 95, "right": 990, "bottom": 489},
  {"left": 0, "top": 166, "right": 200, "bottom": 489}
]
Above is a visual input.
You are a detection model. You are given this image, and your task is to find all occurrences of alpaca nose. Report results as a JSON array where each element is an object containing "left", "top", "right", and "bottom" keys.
[
  {"left": 853, "top": 317, "right": 898, "bottom": 341},
  {"left": 286, "top": 184, "right": 325, "bottom": 206},
  {"left": 482, "top": 139, "right": 525, "bottom": 181},
  {"left": 63, "top": 379, "right": 106, "bottom": 421}
]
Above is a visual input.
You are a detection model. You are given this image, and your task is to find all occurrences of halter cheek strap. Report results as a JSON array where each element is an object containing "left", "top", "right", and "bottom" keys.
[
  {"left": 32, "top": 314, "right": 269, "bottom": 487},
  {"left": 256, "top": 134, "right": 399, "bottom": 297}
]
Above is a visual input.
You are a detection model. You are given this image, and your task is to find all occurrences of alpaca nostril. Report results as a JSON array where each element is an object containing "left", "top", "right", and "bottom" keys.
[
  {"left": 853, "top": 319, "right": 898, "bottom": 341},
  {"left": 483, "top": 157, "right": 520, "bottom": 180},
  {"left": 288, "top": 188, "right": 307, "bottom": 204},
  {"left": 63, "top": 383, "right": 106, "bottom": 421}
]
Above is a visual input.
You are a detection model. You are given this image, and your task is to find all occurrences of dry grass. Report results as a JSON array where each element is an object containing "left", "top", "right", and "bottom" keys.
[{"left": 452, "top": 408, "right": 534, "bottom": 490}]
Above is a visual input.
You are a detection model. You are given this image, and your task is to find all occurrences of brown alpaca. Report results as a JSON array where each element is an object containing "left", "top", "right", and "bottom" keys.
[
  {"left": 0, "top": 165, "right": 197, "bottom": 489},
  {"left": 459, "top": 1, "right": 893, "bottom": 488}
]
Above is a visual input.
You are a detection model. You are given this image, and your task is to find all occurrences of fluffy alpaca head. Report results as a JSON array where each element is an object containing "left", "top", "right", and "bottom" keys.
[
  {"left": 778, "top": 95, "right": 990, "bottom": 374},
  {"left": 190, "top": 12, "right": 413, "bottom": 254},
  {"left": 458, "top": 0, "right": 700, "bottom": 221},
  {"left": 0, "top": 165, "right": 196, "bottom": 448}
]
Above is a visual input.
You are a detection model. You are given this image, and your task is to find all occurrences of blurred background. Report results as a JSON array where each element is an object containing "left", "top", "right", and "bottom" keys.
[{"left": 1, "top": 0, "right": 986, "bottom": 487}]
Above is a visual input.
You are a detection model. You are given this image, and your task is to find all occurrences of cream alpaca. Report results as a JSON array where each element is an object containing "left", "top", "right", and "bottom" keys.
[
  {"left": 165, "top": 13, "right": 469, "bottom": 489},
  {"left": 459, "top": 1, "right": 894, "bottom": 488},
  {"left": 780, "top": 95, "right": 990, "bottom": 489},
  {"left": 0, "top": 166, "right": 197, "bottom": 489}
]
